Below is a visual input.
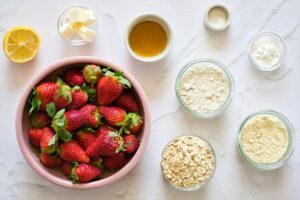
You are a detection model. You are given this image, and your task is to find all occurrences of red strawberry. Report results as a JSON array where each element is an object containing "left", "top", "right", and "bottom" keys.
[
  {"left": 64, "top": 69, "right": 84, "bottom": 86},
  {"left": 80, "top": 104, "right": 102, "bottom": 128},
  {"left": 114, "top": 90, "right": 139, "bottom": 112},
  {"left": 28, "top": 128, "right": 43, "bottom": 147},
  {"left": 71, "top": 163, "right": 101, "bottom": 183},
  {"left": 123, "top": 134, "right": 139, "bottom": 154},
  {"left": 96, "top": 124, "right": 115, "bottom": 136},
  {"left": 82, "top": 64, "right": 102, "bottom": 86},
  {"left": 86, "top": 131, "right": 124, "bottom": 158},
  {"left": 30, "top": 112, "right": 50, "bottom": 128},
  {"left": 29, "top": 82, "right": 59, "bottom": 115},
  {"left": 126, "top": 113, "right": 143, "bottom": 134},
  {"left": 103, "top": 152, "right": 127, "bottom": 170},
  {"left": 61, "top": 162, "right": 73, "bottom": 177},
  {"left": 97, "top": 70, "right": 131, "bottom": 106},
  {"left": 75, "top": 129, "right": 96, "bottom": 150},
  {"left": 59, "top": 140, "right": 90, "bottom": 163},
  {"left": 52, "top": 109, "right": 86, "bottom": 142},
  {"left": 40, "top": 127, "right": 58, "bottom": 153},
  {"left": 40, "top": 152, "right": 63, "bottom": 168},
  {"left": 68, "top": 86, "right": 88, "bottom": 110},
  {"left": 53, "top": 81, "right": 72, "bottom": 110},
  {"left": 98, "top": 106, "right": 127, "bottom": 127}
]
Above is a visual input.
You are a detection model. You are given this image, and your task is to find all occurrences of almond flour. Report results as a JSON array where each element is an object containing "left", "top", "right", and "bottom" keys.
[
  {"left": 179, "top": 61, "right": 230, "bottom": 113},
  {"left": 161, "top": 136, "right": 215, "bottom": 188},
  {"left": 240, "top": 114, "right": 289, "bottom": 164}
]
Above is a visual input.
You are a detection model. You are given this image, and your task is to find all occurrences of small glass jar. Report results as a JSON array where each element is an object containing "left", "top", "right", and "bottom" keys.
[
  {"left": 175, "top": 59, "right": 234, "bottom": 118},
  {"left": 57, "top": 5, "right": 98, "bottom": 45},
  {"left": 237, "top": 110, "right": 295, "bottom": 170},
  {"left": 247, "top": 32, "right": 285, "bottom": 71},
  {"left": 161, "top": 135, "right": 216, "bottom": 191}
]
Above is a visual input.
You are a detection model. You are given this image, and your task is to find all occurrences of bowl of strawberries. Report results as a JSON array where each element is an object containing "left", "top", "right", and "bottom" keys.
[{"left": 15, "top": 56, "right": 150, "bottom": 189}]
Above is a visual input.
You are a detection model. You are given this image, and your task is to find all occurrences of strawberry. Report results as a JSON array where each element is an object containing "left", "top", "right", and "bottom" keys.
[
  {"left": 98, "top": 106, "right": 127, "bottom": 127},
  {"left": 82, "top": 83, "right": 97, "bottom": 104},
  {"left": 82, "top": 64, "right": 101, "bottom": 86},
  {"left": 97, "top": 70, "right": 131, "bottom": 106},
  {"left": 75, "top": 128, "right": 96, "bottom": 150},
  {"left": 68, "top": 86, "right": 88, "bottom": 110},
  {"left": 86, "top": 131, "right": 124, "bottom": 158},
  {"left": 126, "top": 113, "right": 143, "bottom": 134},
  {"left": 29, "top": 82, "right": 59, "bottom": 115},
  {"left": 114, "top": 90, "right": 139, "bottom": 112},
  {"left": 52, "top": 109, "right": 86, "bottom": 142},
  {"left": 40, "top": 127, "right": 58, "bottom": 153},
  {"left": 53, "top": 79, "right": 72, "bottom": 110},
  {"left": 59, "top": 140, "right": 90, "bottom": 163},
  {"left": 61, "top": 162, "right": 73, "bottom": 177},
  {"left": 30, "top": 112, "right": 49, "bottom": 128},
  {"left": 28, "top": 128, "right": 43, "bottom": 147},
  {"left": 64, "top": 69, "right": 84, "bottom": 86},
  {"left": 80, "top": 104, "right": 102, "bottom": 128},
  {"left": 96, "top": 124, "right": 115, "bottom": 136},
  {"left": 103, "top": 152, "right": 127, "bottom": 170},
  {"left": 123, "top": 134, "right": 139, "bottom": 154},
  {"left": 40, "top": 152, "right": 63, "bottom": 168},
  {"left": 71, "top": 163, "right": 101, "bottom": 183}
]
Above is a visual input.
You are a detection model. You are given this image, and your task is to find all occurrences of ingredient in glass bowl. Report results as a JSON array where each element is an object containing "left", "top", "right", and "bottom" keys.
[
  {"left": 204, "top": 5, "right": 230, "bottom": 31},
  {"left": 240, "top": 114, "right": 289, "bottom": 164},
  {"left": 251, "top": 38, "right": 282, "bottom": 67},
  {"left": 129, "top": 21, "right": 167, "bottom": 57},
  {"left": 161, "top": 135, "right": 215, "bottom": 189},
  {"left": 3, "top": 26, "right": 40, "bottom": 63},
  {"left": 179, "top": 61, "right": 230, "bottom": 113},
  {"left": 248, "top": 33, "right": 285, "bottom": 71},
  {"left": 58, "top": 6, "right": 97, "bottom": 44}
]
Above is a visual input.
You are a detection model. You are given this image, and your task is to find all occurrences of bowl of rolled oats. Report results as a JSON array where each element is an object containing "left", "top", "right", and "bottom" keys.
[{"left": 161, "top": 135, "right": 216, "bottom": 191}]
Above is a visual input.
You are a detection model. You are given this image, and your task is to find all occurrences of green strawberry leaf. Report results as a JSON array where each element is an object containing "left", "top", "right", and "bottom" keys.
[
  {"left": 56, "top": 77, "right": 65, "bottom": 87},
  {"left": 57, "top": 128, "right": 72, "bottom": 142},
  {"left": 102, "top": 67, "right": 111, "bottom": 73},
  {"left": 48, "top": 134, "right": 59, "bottom": 147},
  {"left": 71, "top": 162, "right": 79, "bottom": 183},
  {"left": 108, "top": 131, "right": 119, "bottom": 137},
  {"left": 28, "top": 89, "right": 41, "bottom": 116},
  {"left": 116, "top": 141, "right": 124, "bottom": 153},
  {"left": 46, "top": 102, "right": 56, "bottom": 118},
  {"left": 80, "top": 127, "right": 96, "bottom": 133}
]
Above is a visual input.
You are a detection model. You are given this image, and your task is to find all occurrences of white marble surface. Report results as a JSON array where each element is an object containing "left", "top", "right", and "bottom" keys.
[{"left": 0, "top": 0, "right": 299, "bottom": 199}]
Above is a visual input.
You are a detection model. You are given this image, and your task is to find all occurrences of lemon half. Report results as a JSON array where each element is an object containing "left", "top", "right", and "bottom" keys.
[{"left": 3, "top": 26, "right": 40, "bottom": 63}]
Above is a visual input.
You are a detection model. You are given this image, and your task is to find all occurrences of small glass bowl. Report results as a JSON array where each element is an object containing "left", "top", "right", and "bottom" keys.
[
  {"left": 175, "top": 59, "right": 234, "bottom": 118},
  {"left": 161, "top": 135, "right": 217, "bottom": 191},
  {"left": 237, "top": 110, "right": 295, "bottom": 170},
  {"left": 57, "top": 5, "right": 98, "bottom": 45},
  {"left": 247, "top": 32, "right": 285, "bottom": 71}
]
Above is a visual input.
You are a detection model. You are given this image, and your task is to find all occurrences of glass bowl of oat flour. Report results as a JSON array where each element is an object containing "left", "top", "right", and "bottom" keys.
[
  {"left": 237, "top": 110, "right": 295, "bottom": 170},
  {"left": 176, "top": 59, "right": 234, "bottom": 118}
]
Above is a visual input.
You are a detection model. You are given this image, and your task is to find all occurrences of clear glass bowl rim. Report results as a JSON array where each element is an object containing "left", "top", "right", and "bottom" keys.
[
  {"left": 57, "top": 5, "right": 98, "bottom": 46},
  {"left": 236, "top": 110, "right": 295, "bottom": 170},
  {"left": 160, "top": 134, "right": 217, "bottom": 191},
  {"left": 175, "top": 58, "right": 235, "bottom": 118},
  {"left": 247, "top": 32, "right": 286, "bottom": 71}
]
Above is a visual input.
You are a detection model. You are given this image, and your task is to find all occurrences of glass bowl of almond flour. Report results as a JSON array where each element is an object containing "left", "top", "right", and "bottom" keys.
[
  {"left": 237, "top": 110, "right": 295, "bottom": 170},
  {"left": 176, "top": 59, "right": 234, "bottom": 118}
]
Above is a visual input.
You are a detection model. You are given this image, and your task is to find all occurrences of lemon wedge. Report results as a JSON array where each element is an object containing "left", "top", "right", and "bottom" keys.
[{"left": 3, "top": 26, "right": 40, "bottom": 63}]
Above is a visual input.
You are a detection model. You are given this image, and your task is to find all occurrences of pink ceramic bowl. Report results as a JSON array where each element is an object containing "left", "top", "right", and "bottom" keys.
[{"left": 15, "top": 56, "right": 151, "bottom": 189}]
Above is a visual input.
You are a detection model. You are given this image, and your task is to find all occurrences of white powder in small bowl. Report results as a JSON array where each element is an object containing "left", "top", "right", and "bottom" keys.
[{"left": 178, "top": 61, "right": 230, "bottom": 114}]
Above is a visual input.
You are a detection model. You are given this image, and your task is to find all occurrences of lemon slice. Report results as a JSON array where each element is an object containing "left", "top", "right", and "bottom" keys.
[{"left": 3, "top": 26, "right": 40, "bottom": 63}]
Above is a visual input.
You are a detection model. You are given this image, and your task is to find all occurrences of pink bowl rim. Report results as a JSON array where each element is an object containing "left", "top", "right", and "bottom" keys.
[{"left": 15, "top": 56, "right": 151, "bottom": 189}]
